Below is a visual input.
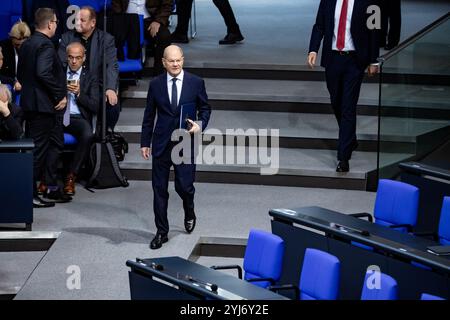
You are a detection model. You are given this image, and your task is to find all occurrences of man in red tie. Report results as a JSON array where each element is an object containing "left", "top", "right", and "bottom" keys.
[{"left": 307, "top": 0, "right": 379, "bottom": 172}]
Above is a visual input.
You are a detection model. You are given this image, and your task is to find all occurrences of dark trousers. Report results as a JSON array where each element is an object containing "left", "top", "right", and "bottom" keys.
[
  {"left": 144, "top": 18, "right": 171, "bottom": 76},
  {"left": 64, "top": 115, "right": 94, "bottom": 175},
  {"left": 325, "top": 53, "right": 365, "bottom": 161},
  {"left": 25, "top": 112, "right": 64, "bottom": 195},
  {"left": 175, "top": 0, "right": 240, "bottom": 35},
  {"left": 380, "top": 0, "right": 401, "bottom": 47},
  {"left": 152, "top": 142, "right": 196, "bottom": 235}
]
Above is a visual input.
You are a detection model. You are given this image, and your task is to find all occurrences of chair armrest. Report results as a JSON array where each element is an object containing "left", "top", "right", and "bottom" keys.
[
  {"left": 247, "top": 277, "right": 276, "bottom": 286},
  {"left": 413, "top": 231, "right": 439, "bottom": 241},
  {"left": 211, "top": 265, "right": 242, "bottom": 279},
  {"left": 349, "top": 212, "right": 374, "bottom": 223},
  {"left": 389, "top": 224, "right": 413, "bottom": 233},
  {"left": 268, "top": 284, "right": 299, "bottom": 300}
]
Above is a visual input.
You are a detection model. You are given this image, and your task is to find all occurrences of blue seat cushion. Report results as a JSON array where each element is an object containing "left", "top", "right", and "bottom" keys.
[
  {"left": 118, "top": 59, "right": 143, "bottom": 73},
  {"left": 438, "top": 197, "right": 450, "bottom": 245},
  {"left": 64, "top": 133, "right": 78, "bottom": 145}
]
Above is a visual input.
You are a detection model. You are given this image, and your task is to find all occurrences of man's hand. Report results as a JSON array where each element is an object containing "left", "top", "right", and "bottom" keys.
[
  {"left": 55, "top": 97, "right": 67, "bottom": 111},
  {"left": 308, "top": 52, "right": 317, "bottom": 69},
  {"left": 106, "top": 89, "right": 118, "bottom": 106},
  {"left": 367, "top": 65, "right": 379, "bottom": 77},
  {"left": 14, "top": 81, "right": 22, "bottom": 92},
  {"left": 187, "top": 119, "right": 201, "bottom": 134},
  {"left": 141, "top": 147, "right": 151, "bottom": 160},
  {"left": 67, "top": 82, "right": 80, "bottom": 96},
  {"left": 0, "top": 100, "right": 10, "bottom": 117},
  {"left": 148, "top": 21, "right": 161, "bottom": 38}
]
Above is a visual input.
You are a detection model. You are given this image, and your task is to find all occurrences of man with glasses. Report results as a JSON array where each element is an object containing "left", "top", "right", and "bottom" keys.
[
  {"left": 18, "top": 8, "right": 70, "bottom": 208},
  {"left": 58, "top": 6, "right": 120, "bottom": 132}
]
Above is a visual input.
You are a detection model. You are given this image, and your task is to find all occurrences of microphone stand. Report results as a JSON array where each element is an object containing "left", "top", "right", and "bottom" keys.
[{"left": 102, "top": 0, "right": 107, "bottom": 142}]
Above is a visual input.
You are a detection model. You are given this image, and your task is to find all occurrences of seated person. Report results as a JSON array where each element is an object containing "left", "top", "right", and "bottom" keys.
[
  {"left": 0, "top": 84, "right": 23, "bottom": 141},
  {"left": 0, "top": 47, "right": 15, "bottom": 87},
  {"left": 0, "top": 21, "right": 31, "bottom": 93},
  {"left": 39, "top": 42, "right": 99, "bottom": 196},
  {"left": 112, "top": 0, "right": 172, "bottom": 76}
]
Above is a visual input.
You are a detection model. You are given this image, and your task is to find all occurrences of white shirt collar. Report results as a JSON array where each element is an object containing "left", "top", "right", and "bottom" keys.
[
  {"left": 67, "top": 67, "right": 82, "bottom": 76},
  {"left": 167, "top": 70, "right": 184, "bottom": 83}
]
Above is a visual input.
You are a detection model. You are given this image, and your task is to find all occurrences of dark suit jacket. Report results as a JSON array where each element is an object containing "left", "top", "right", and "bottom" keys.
[
  {"left": 141, "top": 71, "right": 211, "bottom": 158},
  {"left": 0, "top": 102, "right": 24, "bottom": 140},
  {"left": 72, "top": 68, "right": 99, "bottom": 126},
  {"left": 309, "top": 0, "right": 379, "bottom": 68},
  {"left": 17, "top": 31, "right": 66, "bottom": 114},
  {"left": 111, "top": 0, "right": 173, "bottom": 26},
  {"left": 0, "top": 39, "right": 17, "bottom": 81},
  {"left": 58, "top": 29, "right": 119, "bottom": 92}
]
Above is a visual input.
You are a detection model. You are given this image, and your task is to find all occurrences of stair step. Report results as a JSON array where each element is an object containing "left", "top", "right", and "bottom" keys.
[{"left": 119, "top": 144, "right": 413, "bottom": 190}]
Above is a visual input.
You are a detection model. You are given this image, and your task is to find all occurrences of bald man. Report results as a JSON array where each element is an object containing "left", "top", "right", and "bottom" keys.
[{"left": 141, "top": 45, "right": 211, "bottom": 249}]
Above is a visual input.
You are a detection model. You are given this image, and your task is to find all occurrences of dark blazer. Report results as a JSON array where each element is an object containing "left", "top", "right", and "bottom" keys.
[
  {"left": 141, "top": 71, "right": 211, "bottom": 158},
  {"left": 73, "top": 68, "right": 99, "bottom": 126},
  {"left": 112, "top": 0, "right": 173, "bottom": 26},
  {"left": 17, "top": 31, "right": 66, "bottom": 113},
  {"left": 0, "top": 39, "right": 17, "bottom": 80},
  {"left": 58, "top": 29, "right": 119, "bottom": 92},
  {"left": 0, "top": 102, "right": 24, "bottom": 140},
  {"left": 309, "top": 0, "right": 379, "bottom": 68}
]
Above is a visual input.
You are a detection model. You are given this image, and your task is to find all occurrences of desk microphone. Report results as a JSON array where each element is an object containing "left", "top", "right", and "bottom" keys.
[
  {"left": 186, "top": 275, "right": 218, "bottom": 292},
  {"left": 330, "top": 223, "right": 370, "bottom": 236},
  {"left": 135, "top": 258, "right": 164, "bottom": 271}
]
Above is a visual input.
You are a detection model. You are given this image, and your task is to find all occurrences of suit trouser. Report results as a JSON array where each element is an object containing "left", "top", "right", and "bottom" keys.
[
  {"left": 380, "top": 0, "right": 401, "bottom": 47},
  {"left": 325, "top": 53, "right": 365, "bottom": 161},
  {"left": 64, "top": 115, "right": 94, "bottom": 175},
  {"left": 152, "top": 142, "right": 196, "bottom": 235},
  {"left": 175, "top": 0, "right": 240, "bottom": 35},
  {"left": 144, "top": 18, "right": 172, "bottom": 76},
  {"left": 25, "top": 112, "right": 64, "bottom": 195}
]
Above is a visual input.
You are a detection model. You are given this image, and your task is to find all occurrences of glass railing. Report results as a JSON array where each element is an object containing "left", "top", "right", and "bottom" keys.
[{"left": 376, "top": 12, "right": 450, "bottom": 181}]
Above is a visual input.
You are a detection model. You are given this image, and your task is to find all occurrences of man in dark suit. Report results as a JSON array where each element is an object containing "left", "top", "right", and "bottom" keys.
[
  {"left": 308, "top": 0, "right": 379, "bottom": 172},
  {"left": 17, "top": 8, "right": 71, "bottom": 208},
  {"left": 58, "top": 6, "right": 120, "bottom": 131},
  {"left": 61, "top": 42, "right": 99, "bottom": 196},
  {"left": 172, "top": 0, "right": 244, "bottom": 45},
  {"left": 141, "top": 45, "right": 211, "bottom": 249}
]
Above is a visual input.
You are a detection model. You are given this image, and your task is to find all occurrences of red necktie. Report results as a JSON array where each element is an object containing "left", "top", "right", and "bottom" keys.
[{"left": 336, "top": 0, "right": 348, "bottom": 51}]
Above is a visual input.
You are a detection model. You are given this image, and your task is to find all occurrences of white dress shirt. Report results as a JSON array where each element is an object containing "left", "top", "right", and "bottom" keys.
[
  {"left": 67, "top": 67, "right": 82, "bottom": 115},
  {"left": 332, "top": 0, "right": 355, "bottom": 51},
  {"left": 127, "top": 0, "right": 151, "bottom": 19},
  {"left": 167, "top": 70, "right": 184, "bottom": 106}
]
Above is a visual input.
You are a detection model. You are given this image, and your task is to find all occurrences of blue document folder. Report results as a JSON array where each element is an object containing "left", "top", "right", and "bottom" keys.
[{"left": 179, "top": 103, "right": 197, "bottom": 129}]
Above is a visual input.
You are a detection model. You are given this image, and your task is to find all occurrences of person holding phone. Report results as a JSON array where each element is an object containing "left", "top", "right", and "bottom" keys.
[{"left": 140, "top": 45, "right": 211, "bottom": 250}]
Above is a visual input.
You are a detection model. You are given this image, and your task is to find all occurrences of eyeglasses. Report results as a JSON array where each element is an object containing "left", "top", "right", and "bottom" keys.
[
  {"left": 50, "top": 20, "right": 59, "bottom": 25},
  {"left": 68, "top": 55, "right": 83, "bottom": 61}
]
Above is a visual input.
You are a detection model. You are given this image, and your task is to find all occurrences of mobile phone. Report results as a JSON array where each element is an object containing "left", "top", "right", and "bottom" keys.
[{"left": 67, "top": 79, "right": 77, "bottom": 85}]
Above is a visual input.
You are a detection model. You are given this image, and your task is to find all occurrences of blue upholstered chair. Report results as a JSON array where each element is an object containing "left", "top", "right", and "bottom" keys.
[
  {"left": 211, "top": 229, "right": 284, "bottom": 289},
  {"left": 420, "top": 293, "right": 445, "bottom": 300},
  {"left": 118, "top": 15, "right": 144, "bottom": 75},
  {"left": 361, "top": 271, "right": 398, "bottom": 300},
  {"left": 270, "top": 248, "right": 341, "bottom": 300},
  {"left": 64, "top": 133, "right": 78, "bottom": 147},
  {"left": 351, "top": 179, "right": 420, "bottom": 233}
]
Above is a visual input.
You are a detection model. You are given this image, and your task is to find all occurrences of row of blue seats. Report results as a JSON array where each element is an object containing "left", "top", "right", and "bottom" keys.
[{"left": 221, "top": 228, "right": 446, "bottom": 300}]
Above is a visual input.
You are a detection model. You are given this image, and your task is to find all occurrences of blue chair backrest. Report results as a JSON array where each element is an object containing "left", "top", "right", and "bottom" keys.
[
  {"left": 374, "top": 179, "right": 419, "bottom": 232},
  {"left": 69, "top": 0, "right": 103, "bottom": 12},
  {"left": 438, "top": 196, "right": 450, "bottom": 245},
  {"left": 299, "top": 248, "right": 340, "bottom": 300},
  {"left": 243, "top": 229, "right": 284, "bottom": 288},
  {"left": 361, "top": 271, "right": 398, "bottom": 300},
  {"left": 421, "top": 293, "right": 445, "bottom": 300}
]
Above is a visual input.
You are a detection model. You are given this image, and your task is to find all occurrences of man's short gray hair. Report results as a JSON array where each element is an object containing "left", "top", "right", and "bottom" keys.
[{"left": 0, "top": 84, "right": 12, "bottom": 103}]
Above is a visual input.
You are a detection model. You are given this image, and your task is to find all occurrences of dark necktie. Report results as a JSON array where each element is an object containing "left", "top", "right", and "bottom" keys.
[
  {"left": 171, "top": 78, "right": 178, "bottom": 112},
  {"left": 64, "top": 71, "right": 77, "bottom": 127}
]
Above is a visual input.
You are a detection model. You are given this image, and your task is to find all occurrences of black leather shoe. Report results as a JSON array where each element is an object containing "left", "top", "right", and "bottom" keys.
[
  {"left": 336, "top": 160, "right": 350, "bottom": 173},
  {"left": 171, "top": 33, "right": 189, "bottom": 43},
  {"left": 150, "top": 233, "right": 168, "bottom": 250},
  {"left": 219, "top": 32, "right": 244, "bottom": 45},
  {"left": 384, "top": 44, "right": 395, "bottom": 50},
  {"left": 33, "top": 196, "right": 55, "bottom": 208},
  {"left": 184, "top": 218, "right": 196, "bottom": 233},
  {"left": 44, "top": 189, "right": 72, "bottom": 203}
]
